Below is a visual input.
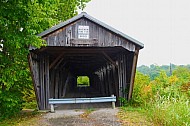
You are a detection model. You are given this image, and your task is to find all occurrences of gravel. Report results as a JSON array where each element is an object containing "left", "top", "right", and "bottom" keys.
[{"left": 42, "top": 108, "right": 121, "bottom": 126}]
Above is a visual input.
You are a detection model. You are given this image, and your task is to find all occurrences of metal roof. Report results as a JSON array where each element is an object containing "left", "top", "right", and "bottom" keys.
[{"left": 38, "top": 12, "right": 144, "bottom": 49}]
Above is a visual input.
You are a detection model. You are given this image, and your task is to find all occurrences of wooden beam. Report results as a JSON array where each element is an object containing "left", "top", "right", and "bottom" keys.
[
  {"left": 102, "top": 51, "right": 118, "bottom": 67},
  {"left": 54, "top": 58, "right": 64, "bottom": 69},
  {"left": 128, "top": 48, "right": 139, "bottom": 100},
  {"left": 62, "top": 72, "right": 71, "bottom": 97},
  {"left": 40, "top": 56, "right": 45, "bottom": 109},
  {"left": 50, "top": 70, "right": 55, "bottom": 98},
  {"left": 28, "top": 53, "right": 40, "bottom": 110},
  {"left": 38, "top": 47, "right": 47, "bottom": 52},
  {"left": 54, "top": 71, "right": 59, "bottom": 98},
  {"left": 45, "top": 56, "right": 50, "bottom": 109},
  {"left": 118, "top": 55, "right": 122, "bottom": 99},
  {"left": 49, "top": 53, "right": 64, "bottom": 69}
]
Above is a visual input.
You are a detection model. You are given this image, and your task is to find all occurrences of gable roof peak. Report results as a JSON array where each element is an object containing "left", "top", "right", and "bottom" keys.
[{"left": 38, "top": 12, "right": 144, "bottom": 49}]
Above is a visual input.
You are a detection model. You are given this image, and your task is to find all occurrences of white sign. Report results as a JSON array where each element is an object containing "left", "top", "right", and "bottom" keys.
[{"left": 78, "top": 25, "right": 89, "bottom": 39}]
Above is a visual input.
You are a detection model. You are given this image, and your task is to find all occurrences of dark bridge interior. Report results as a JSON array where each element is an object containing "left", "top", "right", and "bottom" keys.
[
  {"left": 30, "top": 46, "right": 134, "bottom": 109},
  {"left": 44, "top": 46, "right": 131, "bottom": 97},
  {"left": 47, "top": 47, "right": 125, "bottom": 75}
]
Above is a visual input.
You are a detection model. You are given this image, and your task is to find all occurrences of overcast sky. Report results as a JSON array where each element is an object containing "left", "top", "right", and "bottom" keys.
[{"left": 80, "top": 0, "right": 190, "bottom": 66}]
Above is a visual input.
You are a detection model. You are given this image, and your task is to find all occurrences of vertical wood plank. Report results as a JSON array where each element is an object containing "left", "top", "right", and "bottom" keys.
[
  {"left": 54, "top": 70, "right": 59, "bottom": 98},
  {"left": 45, "top": 56, "right": 50, "bottom": 109},
  {"left": 128, "top": 48, "right": 139, "bottom": 100},
  {"left": 49, "top": 70, "right": 54, "bottom": 98},
  {"left": 28, "top": 53, "right": 40, "bottom": 110}
]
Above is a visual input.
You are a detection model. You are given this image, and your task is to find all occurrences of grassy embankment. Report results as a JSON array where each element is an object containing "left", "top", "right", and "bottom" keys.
[{"left": 119, "top": 67, "right": 190, "bottom": 126}]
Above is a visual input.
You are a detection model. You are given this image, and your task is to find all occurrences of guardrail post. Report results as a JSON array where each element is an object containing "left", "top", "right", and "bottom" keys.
[
  {"left": 50, "top": 104, "right": 55, "bottom": 113},
  {"left": 111, "top": 94, "right": 115, "bottom": 109}
]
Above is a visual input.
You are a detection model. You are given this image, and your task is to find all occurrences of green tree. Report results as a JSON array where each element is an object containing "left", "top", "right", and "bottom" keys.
[
  {"left": 77, "top": 76, "right": 90, "bottom": 86},
  {"left": 137, "top": 64, "right": 178, "bottom": 80},
  {"left": 172, "top": 66, "right": 190, "bottom": 98},
  {"left": 132, "top": 71, "right": 150, "bottom": 106},
  {"left": 173, "top": 66, "right": 190, "bottom": 83},
  {"left": 0, "top": 0, "right": 90, "bottom": 119},
  {"left": 137, "top": 65, "right": 150, "bottom": 75}
]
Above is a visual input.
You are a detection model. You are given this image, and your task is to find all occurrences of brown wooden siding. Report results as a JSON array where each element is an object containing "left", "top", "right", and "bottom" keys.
[{"left": 43, "top": 18, "right": 135, "bottom": 51}]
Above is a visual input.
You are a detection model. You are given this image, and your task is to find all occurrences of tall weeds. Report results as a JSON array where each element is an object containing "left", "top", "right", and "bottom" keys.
[
  {"left": 147, "top": 95, "right": 189, "bottom": 126},
  {"left": 132, "top": 67, "right": 190, "bottom": 126}
]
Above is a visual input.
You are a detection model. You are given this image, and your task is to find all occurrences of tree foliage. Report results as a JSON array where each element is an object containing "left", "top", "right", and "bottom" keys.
[
  {"left": 132, "top": 71, "right": 150, "bottom": 106},
  {"left": 0, "top": 0, "right": 90, "bottom": 119},
  {"left": 137, "top": 64, "right": 190, "bottom": 80},
  {"left": 77, "top": 76, "right": 90, "bottom": 86}
]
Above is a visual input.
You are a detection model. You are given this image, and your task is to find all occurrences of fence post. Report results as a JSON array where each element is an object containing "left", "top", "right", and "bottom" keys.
[
  {"left": 50, "top": 104, "right": 55, "bottom": 113},
  {"left": 111, "top": 94, "right": 115, "bottom": 109}
]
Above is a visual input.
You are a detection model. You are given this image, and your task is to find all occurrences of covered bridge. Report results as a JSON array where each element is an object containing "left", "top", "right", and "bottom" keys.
[{"left": 28, "top": 12, "right": 144, "bottom": 110}]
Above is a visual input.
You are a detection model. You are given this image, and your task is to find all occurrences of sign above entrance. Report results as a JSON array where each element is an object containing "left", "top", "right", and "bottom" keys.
[{"left": 78, "top": 25, "right": 89, "bottom": 39}]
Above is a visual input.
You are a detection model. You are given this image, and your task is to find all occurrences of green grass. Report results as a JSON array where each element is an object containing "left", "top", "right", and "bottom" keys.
[
  {"left": 120, "top": 98, "right": 190, "bottom": 126},
  {"left": 118, "top": 106, "right": 154, "bottom": 126},
  {"left": 0, "top": 109, "right": 44, "bottom": 126}
]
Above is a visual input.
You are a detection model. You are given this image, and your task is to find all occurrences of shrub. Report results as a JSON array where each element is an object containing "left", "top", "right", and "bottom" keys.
[
  {"left": 0, "top": 90, "right": 23, "bottom": 120},
  {"left": 131, "top": 71, "right": 150, "bottom": 106}
]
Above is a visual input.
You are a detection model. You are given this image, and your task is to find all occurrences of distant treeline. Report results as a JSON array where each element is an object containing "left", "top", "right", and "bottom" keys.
[{"left": 137, "top": 64, "right": 190, "bottom": 80}]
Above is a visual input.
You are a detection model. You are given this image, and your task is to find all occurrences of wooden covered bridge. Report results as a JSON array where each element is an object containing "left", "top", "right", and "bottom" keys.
[{"left": 28, "top": 12, "right": 144, "bottom": 110}]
